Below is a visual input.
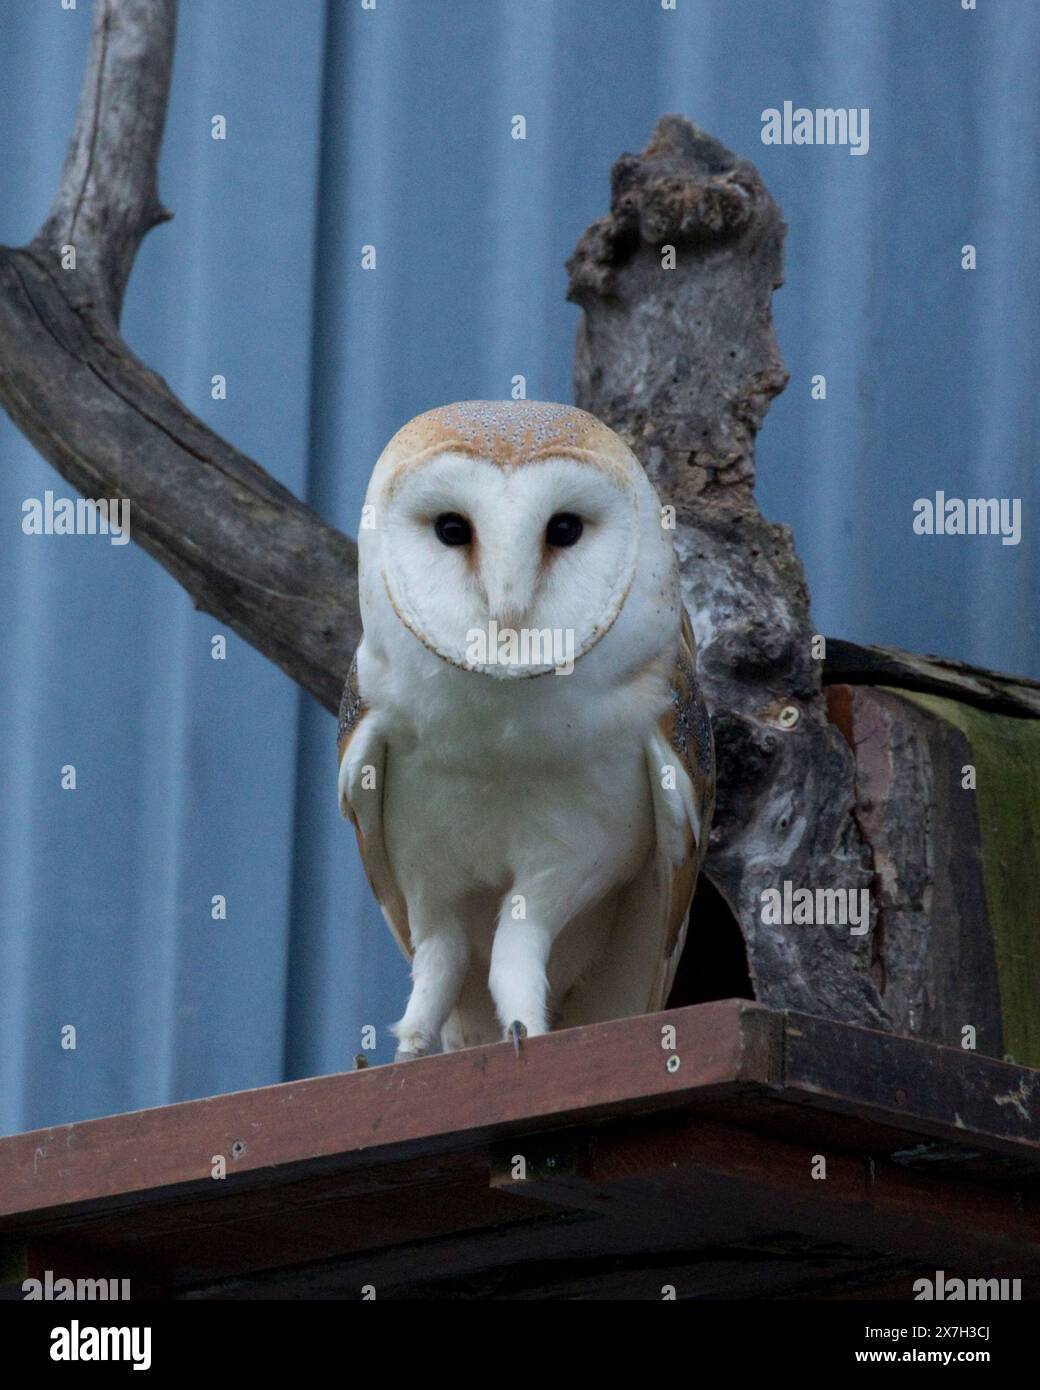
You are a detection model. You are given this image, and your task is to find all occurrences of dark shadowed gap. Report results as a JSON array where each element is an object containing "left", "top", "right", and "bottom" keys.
[{"left": 666, "top": 875, "right": 754, "bottom": 1008}]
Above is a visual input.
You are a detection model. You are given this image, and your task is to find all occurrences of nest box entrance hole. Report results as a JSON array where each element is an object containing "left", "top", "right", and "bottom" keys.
[{"left": 666, "top": 873, "right": 754, "bottom": 1008}]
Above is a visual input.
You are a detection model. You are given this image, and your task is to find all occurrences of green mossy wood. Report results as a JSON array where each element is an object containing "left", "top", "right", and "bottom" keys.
[
  {"left": 901, "top": 691, "right": 1040, "bottom": 1067},
  {"left": 824, "top": 662, "right": 1040, "bottom": 1068}
]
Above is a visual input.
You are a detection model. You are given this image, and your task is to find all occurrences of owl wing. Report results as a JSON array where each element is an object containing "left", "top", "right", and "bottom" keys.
[
  {"left": 336, "top": 648, "right": 412, "bottom": 962},
  {"left": 554, "top": 607, "right": 715, "bottom": 1030},
  {"left": 640, "top": 606, "right": 716, "bottom": 1011}
]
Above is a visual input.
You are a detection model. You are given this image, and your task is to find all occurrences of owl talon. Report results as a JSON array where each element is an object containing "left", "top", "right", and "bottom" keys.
[
  {"left": 394, "top": 1047, "right": 422, "bottom": 1063},
  {"left": 508, "top": 1020, "right": 527, "bottom": 1056}
]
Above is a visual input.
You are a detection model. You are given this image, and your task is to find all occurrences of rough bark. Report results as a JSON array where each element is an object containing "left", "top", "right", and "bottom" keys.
[
  {"left": 33, "top": 0, "right": 176, "bottom": 325},
  {"left": 568, "top": 115, "right": 885, "bottom": 1026},
  {"left": 826, "top": 685, "right": 1004, "bottom": 1056},
  {"left": 0, "top": 0, "right": 360, "bottom": 712}
]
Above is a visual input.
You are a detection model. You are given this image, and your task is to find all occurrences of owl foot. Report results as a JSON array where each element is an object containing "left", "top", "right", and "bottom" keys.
[
  {"left": 392, "top": 1030, "right": 430, "bottom": 1063},
  {"left": 507, "top": 1020, "right": 528, "bottom": 1056}
]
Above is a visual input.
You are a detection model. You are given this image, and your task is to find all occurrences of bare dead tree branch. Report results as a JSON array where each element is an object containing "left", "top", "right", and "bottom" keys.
[
  {"left": 33, "top": 0, "right": 176, "bottom": 325},
  {"left": 0, "top": 0, "right": 360, "bottom": 712}
]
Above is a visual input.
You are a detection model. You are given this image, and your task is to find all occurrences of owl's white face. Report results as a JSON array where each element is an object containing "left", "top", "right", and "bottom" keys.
[{"left": 379, "top": 452, "right": 639, "bottom": 677}]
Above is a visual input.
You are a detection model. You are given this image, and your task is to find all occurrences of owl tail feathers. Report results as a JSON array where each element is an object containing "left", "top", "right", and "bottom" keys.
[
  {"left": 439, "top": 964, "right": 503, "bottom": 1053},
  {"left": 440, "top": 1003, "right": 503, "bottom": 1053}
]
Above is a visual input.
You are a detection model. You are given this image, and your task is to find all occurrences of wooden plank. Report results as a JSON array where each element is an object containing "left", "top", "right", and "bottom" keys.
[
  {"left": 0, "top": 999, "right": 776, "bottom": 1230},
  {"left": 781, "top": 1012, "right": 1040, "bottom": 1153},
  {"left": 0, "top": 1237, "right": 164, "bottom": 1301},
  {"left": 493, "top": 1112, "right": 1040, "bottom": 1253},
  {"left": 185, "top": 1107, "right": 1040, "bottom": 1299},
  {"left": 2, "top": 1002, "right": 1038, "bottom": 1299}
]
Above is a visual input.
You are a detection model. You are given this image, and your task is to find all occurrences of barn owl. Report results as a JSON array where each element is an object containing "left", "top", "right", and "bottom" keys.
[{"left": 337, "top": 400, "right": 714, "bottom": 1061}]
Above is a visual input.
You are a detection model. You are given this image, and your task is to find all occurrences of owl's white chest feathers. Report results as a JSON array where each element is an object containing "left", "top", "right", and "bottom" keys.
[
  {"left": 353, "top": 441, "right": 682, "bottom": 923},
  {"left": 366, "top": 641, "right": 668, "bottom": 908}
]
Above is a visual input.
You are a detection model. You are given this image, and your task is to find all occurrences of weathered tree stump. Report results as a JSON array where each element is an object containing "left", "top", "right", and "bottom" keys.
[{"left": 824, "top": 652, "right": 1040, "bottom": 1067}]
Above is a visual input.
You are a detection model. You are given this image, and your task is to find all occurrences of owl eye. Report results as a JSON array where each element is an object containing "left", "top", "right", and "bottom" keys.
[
  {"left": 434, "top": 513, "right": 472, "bottom": 546},
  {"left": 545, "top": 512, "right": 583, "bottom": 547}
]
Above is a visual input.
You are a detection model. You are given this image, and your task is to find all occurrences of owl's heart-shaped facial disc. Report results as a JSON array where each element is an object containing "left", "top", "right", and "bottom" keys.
[
  {"left": 379, "top": 452, "right": 639, "bottom": 677},
  {"left": 367, "top": 402, "right": 648, "bottom": 678}
]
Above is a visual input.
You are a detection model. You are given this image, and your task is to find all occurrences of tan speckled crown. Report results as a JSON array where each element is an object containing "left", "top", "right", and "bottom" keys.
[{"left": 380, "top": 400, "right": 634, "bottom": 476}]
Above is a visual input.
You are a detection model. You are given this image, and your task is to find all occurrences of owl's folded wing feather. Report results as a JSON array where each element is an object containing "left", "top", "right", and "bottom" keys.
[
  {"left": 554, "top": 608, "right": 715, "bottom": 1029},
  {"left": 641, "top": 606, "right": 716, "bottom": 1012},
  {"left": 336, "top": 649, "right": 412, "bottom": 961}
]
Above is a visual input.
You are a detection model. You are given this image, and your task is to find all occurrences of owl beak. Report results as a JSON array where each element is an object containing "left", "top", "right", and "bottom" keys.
[
  {"left": 478, "top": 522, "right": 540, "bottom": 630},
  {"left": 481, "top": 572, "right": 533, "bottom": 631},
  {"left": 487, "top": 602, "right": 526, "bottom": 631}
]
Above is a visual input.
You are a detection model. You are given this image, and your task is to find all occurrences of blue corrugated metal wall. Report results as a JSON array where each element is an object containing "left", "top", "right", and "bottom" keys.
[{"left": 0, "top": 0, "right": 1036, "bottom": 1136}]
